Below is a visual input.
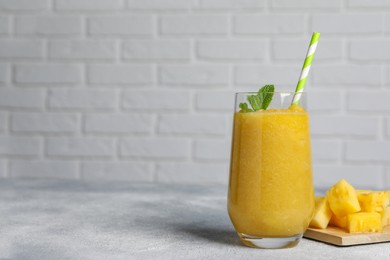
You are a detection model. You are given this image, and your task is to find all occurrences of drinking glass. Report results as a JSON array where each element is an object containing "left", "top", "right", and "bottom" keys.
[{"left": 228, "top": 92, "right": 315, "bottom": 249}]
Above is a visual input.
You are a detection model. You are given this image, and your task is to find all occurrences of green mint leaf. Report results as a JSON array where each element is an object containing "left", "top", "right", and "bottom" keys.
[
  {"left": 258, "top": 85, "right": 274, "bottom": 110},
  {"left": 239, "top": 102, "right": 252, "bottom": 112},
  {"left": 239, "top": 85, "right": 275, "bottom": 112},
  {"left": 247, "top": 95, "right": 261, "bottom": 111}
]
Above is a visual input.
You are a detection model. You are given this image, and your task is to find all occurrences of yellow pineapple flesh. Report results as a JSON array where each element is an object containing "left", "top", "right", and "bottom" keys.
[
  {"left": 357, "top": 190, "right": 390, "bottom": 212},
  {"left": 328, "top": 214, "right": 347, "bottom": 229},
  {"left": 326, "top": 179, "right": 361, "bottom": 218},
  {"left": 381, "top": 207, "right": 390, "bottom": 227},
  {"left": 347, "top": 212, "right": 383, "bottom": 233},
  {"left": 309, "top": 196, "right": 332, "bottom": 229}
]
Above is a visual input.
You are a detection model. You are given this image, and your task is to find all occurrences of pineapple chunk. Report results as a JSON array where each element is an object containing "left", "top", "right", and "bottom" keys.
[
  {"left": 381, "top": 207, "right": 390, "bottom": 227},
  {"left": 347, "top": 212, "right": 382, "bottom": 233},
  {"left": 357, "top": 190, "right": 390, "bottom": 212},
  {"left": 309, "top": 197, "right": 332, "bottom": 229},
  {"left": 326, "top": 179, "right": 361, "bottom": 218},
  {"left": 329, "top": 214, "right": 347, "bottom": 229}
]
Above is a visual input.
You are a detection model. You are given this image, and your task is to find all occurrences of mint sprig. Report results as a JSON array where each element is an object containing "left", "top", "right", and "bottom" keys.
[
  {"left": 239, "top": 85, "right": 275, "bottom": 112},
  {"left": 239, "top": 102, "right": 253, "bottom": 112}
]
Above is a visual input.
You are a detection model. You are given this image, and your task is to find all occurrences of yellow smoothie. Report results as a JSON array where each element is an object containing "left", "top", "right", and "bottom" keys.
[{"left": 228, "top": 105, "right": 315, "bottom": 237}]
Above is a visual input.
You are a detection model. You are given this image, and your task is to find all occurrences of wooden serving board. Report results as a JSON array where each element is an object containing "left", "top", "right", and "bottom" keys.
[{"left": 304, "top": 225, "right": 390, "bottom": 246}]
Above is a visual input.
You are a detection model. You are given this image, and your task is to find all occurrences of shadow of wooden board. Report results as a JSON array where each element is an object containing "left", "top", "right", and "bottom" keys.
[{"left": 304, "top": 225, "right": 390, "bottom": 246}]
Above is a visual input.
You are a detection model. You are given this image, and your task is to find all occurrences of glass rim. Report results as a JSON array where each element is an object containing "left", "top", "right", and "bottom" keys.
[{"left": 235, "top": 91, "right": 306, "bottom": 95}]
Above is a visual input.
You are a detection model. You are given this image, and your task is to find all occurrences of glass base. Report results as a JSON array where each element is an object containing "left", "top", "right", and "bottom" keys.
[{"left": 238, "top": 233, "right": 303, "bottom": 249}]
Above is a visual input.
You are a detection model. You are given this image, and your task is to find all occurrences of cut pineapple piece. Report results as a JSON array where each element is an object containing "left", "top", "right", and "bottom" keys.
[
  {"left": 309, "top": 196, "right": 332, "bottom": 229},
  {"left": 347, "top": 212, "right": 382, "bottom": 233},
  {"left": 329, "top": 214, "right": 347, "bottom": 229},
  {"left": 381, "top": 207, "right": 390, "bottom": 227},
  {"left": 326, "top": 179, "right": 361, "bottom": 218},
  {"left": 357, "top": 191, "right": 390, "bottom": 212}
]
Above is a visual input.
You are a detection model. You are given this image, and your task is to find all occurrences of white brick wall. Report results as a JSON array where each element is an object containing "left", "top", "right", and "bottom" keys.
[
  {"left": 234, "top": 15, "right": 304, "bottom": 34},
  {"left": 0, "top": 16, "right": 10, "bottom": 34},
  {"left": 197, "top": 40, "right": 265, "bottom": 60},
  {"left": 49, "top": 40, "right": 117, "bottom": 60},
  {"left": 312, "top": 14, "right": 383, "bottom": 34},
  {"left": 160, "top": 15, "right": 228, "bottom": 35},
  {"left": 0, "top": 40, "right": 44, "bottom": 58},
  {"left": 0, "top": 0, "right": 48, "bottom": 11},
  {"left": 0, "top": 0, "right": 388, "bottom": 189},
  {"left": 0, "top": 89, "right": 44, "bottom": 108},
  {"left": 55, "top": 0, "right": 123, "bottom": 11},
  {"left": 11, "top": 113, "right": 79, "bottom": 133},
  {"left": 123, "top": 40, "right": 190, "bottom": 60},
  {"left": 47, "top": 137, "right": 115, "bottom": 157},
  {"left": 16, "top": 64, "right": 82, "bottom": 84},
  {"left": 160, "top": 65, "right": 228, "bottom": 86},
  {"left": 0, "top": 137, "right": 42, "bottom": 156},
  {"left": 0, "top": 64, "right": 8, "bottom": 83},
  {"left": 85, "top": 114, "right": 153, "bottom": 134},
  {"left": 122, "top": 90, "right": 190, "bottom": 110},
  {"left": 16, "top": 16, "right": 82, "bottom": 36},
  {"left": 48, "top": 89, "right": 117, "bottom": 110},
  {"left": 88, "top": 16, "right": 153, "bottom": 36},
  {"left": 119, "top": 138, "right": 190, "bottom": 158},
  {"left": 88, "top": 65, "right": 153, "bottom": 85},
  {"left": 127, "top": 0, "right": 193, "bottom": 10}
]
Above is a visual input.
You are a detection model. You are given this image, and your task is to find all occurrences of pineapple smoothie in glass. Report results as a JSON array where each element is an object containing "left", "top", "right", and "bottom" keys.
[{"left": 227, "top": 90, "right": 315, "bottom": 249}]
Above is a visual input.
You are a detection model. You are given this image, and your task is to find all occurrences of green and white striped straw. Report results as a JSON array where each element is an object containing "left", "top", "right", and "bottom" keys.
[{"left": 292, "top": 32, "right": 321, "bottom": 105}]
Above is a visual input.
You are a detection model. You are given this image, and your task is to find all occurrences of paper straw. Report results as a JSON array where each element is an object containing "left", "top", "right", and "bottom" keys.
[{"left": 292, "top": 32, "right": 320, "bottom": 105}]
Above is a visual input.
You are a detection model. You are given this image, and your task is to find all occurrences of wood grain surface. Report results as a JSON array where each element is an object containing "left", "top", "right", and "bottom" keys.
[{"left": 304, "top": 225, "right": 390, "bottom": 246}]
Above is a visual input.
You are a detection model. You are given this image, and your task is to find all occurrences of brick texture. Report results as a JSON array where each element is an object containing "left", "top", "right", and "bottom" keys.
[
  {"left": 198, "top": 0, "right": 265, "bottom": 9},
  {"left": 0, "top": 40, "right": 43, "bottom": 59},
  {"left": 88, "top": 16, "right": 153, "bottom": 36},
  {"left": 312, "top": 14, "right": 383, "bottom": 34},
  {"left": 0, "top": 0, "right": 48, "bottom": 11},
  {"left": 197, "top": 40, "right": 265, "bottom": 60},
  {"left": 88, "top": 64, "right": 153, "bottom": 85},
  {"left": 16, "top": 16, "right": 81, "bottom": 36},
  {"left": 160, "top": 65, "right": 228, "bottom": 86},
  {"left": 0, "top": 2, "right": 388, "bottom": 188},
  {"left": 122, "top": 90, "right": 190, "bottom": 110},
  {"left": 161, "top": 15, "right": 228, "bottom": 35},
  {"left": 0, "top": 137, "right": 41, "bottom": 156},
  {"left": 158, "top": 115, "right": 226, "bottom": 135},
  {"left": 49, "top": 40, "right": 117, "bottom": 60},
  {"left": 0, "top": 16, "right": 10, "bottom": 34},
  {"left": 55, "top": 0, "right": 122, "bottom": 11},
  {"left": 48, "top": 89, "right": 117, "bottom": 110},
  {"left": 128, "top": 0, "right": 193, "bottom": 10},
  {"left": 119, "top": 138, "right": 190, "bottom": 158},
  {"left": 85, "top": 114, "right": 153, "bottom": 134},
  {"left": 234, "top": 15, "right": 304, "bottom": 34},
  {"left": 0, "top": 64, "right": 8, "bottom": 83},
  {"left": 123, "top": 40, "right": 190, "bottom": 60},
  {"left": 16, "top": 64, "right": 82, "bottom": 84},
  {"left": 0, "top": 89, "right": 44, "bottom": 108},
  {"left": 11, "top": 113, "right": 79, "bottom": 133},
  {"left": 47, "top": 137, "right": 115, "bottom": 157}
]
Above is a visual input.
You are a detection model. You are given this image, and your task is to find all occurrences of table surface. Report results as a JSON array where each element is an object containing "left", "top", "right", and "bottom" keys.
[{"left": 0, "top": 179, "right": 389, "bottom": 260}]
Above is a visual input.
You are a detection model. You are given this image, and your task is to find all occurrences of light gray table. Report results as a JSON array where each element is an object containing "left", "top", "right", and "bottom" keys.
[{"left": 0, "top": 179, "right": 388, "bottom": 259}]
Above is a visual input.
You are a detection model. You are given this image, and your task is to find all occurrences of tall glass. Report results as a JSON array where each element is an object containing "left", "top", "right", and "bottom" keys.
[{"left": 228, "top": 92, "right": 315, "bottom": 249}]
